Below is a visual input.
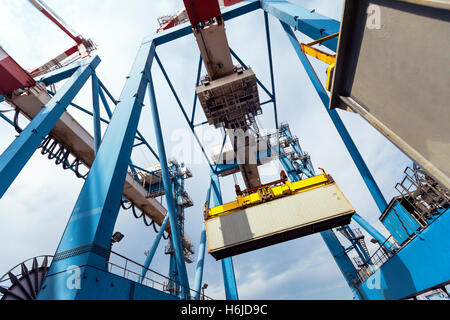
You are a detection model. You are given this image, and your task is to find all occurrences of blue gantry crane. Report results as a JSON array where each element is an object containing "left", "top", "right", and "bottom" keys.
[{"left": 0, "top": 0, "right": 449, "bottom": 300}]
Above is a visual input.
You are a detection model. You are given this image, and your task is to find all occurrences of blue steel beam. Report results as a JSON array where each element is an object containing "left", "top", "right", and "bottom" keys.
[
  {"left": 193, "top": 222, "right": 207, "bottom": 300},
  {"left": 211, "top": 172, "right": 239, "bottom": 300},
  {"left": 0, "top": 111, "right": 14, "bottom": 127},
  {"left": 261, "top": 0, "right": 340, "bottom": 52},
  {"left": 140, "top": 214, "right": 170, "bottom": 283},
  {"left": 321, "top": 229, "right": 363, "bottom": 300},
  {"left": 37, "top": 41, "right": 155, "bottom": 300},
  {"left": 260, "top": 99, "right": 274, "bottom": 106},
  {"left": 280, "top": 22, "right": 394, "bottom": 253},
  {"left": 172, "top": 171, "right": 188, "bottom": 299},
  {"left": 50, "top": 89, "right": 155, "bottom": 185},
  {"left": 92, "top": 74, "right": 102, "bottom": 153},
  {"left": 0, "top": 56, "right": 101, "bottom": 199},
  {"left": 147, "top": 69, "right": 191, "bottom": 299},
  {"left": 264, "top": 11, "right": 278, "bottom": 129},
  {"left": 47, "top": 90, "right": 111, "bottom": 126},
  {"left": 190, "top": 55, "right": 203, "bottom": 125}
]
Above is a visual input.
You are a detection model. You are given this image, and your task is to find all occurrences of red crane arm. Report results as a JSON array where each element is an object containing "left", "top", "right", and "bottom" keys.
[
  {"left": 0, "top": 48, "right": 36, "bottom": 96},
  {"left": 183, "top": 0, "right": 222, "bottom": 25}
]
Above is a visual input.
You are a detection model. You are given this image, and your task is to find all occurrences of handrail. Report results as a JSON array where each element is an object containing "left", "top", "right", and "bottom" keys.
[
  {"left": 1, "top": 253, "right": 213, "bottom": 300},
  {"left": 108, "top": 251, "right": 213, "bottom": 300}
]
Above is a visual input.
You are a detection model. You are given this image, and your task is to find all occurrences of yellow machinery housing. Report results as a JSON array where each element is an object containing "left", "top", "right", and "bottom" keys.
[
  {"left": 205, "top": 174, "right": 355, "bottom": 260},
  {"left": 300, "top": 33, "right": 338, "bottom": 91}
]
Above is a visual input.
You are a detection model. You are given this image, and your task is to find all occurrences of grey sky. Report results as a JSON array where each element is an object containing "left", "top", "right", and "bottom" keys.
[{"left": 0, "top": 0, "right": 412, "bottom": 300}]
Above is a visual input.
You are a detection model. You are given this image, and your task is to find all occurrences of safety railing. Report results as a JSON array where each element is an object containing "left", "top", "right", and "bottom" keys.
[
  {"left": 107, "top": 251, "right": 213, "bottom": 300},
  {"left": 354, "top": 236, "right": 398, "bottom": 285}
]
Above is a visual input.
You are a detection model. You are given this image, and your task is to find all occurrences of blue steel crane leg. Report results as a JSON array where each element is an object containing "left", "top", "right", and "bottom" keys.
[
  {"left": 146, "top": 69, "right": 191, "bottom": 299},
  {"left": 0, "top": 56, "right": 101, "bottom": 199},
  {"left": 190, "top": 55, "right": 203, "bottom": 125},
  {"left": 211, "top": 172, "right": 239, "bottom": 300},
  {"left": 92, "top": 73, "right": 102, "bottom": 154},
  {"left": 260, "top": 0, "right": 340, "bottom": 52},
  {"left": 139, "top": 214, "right": 170, "bottom": 283},
  {"left": 280, "top": 22, "right": 394, "bottom": 253},
  {"left": 37, "top": 42, "right": 155, "bottom": 300}
]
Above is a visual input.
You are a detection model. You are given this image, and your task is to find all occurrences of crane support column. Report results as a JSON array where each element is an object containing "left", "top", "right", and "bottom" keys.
[
  {"left": 211, "top": 171, "right": 239, "bottom": 300},
  {"left": 147, "top": 69, "right": 191, "bottom": 299},
  {"left": 0, "top": 56, "right": 100, "bottom": 199},
  {"left": 37, "top": 42, "right": 154, "bottom": 300}
]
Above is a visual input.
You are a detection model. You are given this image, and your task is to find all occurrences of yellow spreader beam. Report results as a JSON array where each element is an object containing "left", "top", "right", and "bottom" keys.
[
  {"left": 206, "top": 174, "right": 333, "bottom": 219},
  {"left": 300, "top": 33, "right": 339, "bottom": 91}
]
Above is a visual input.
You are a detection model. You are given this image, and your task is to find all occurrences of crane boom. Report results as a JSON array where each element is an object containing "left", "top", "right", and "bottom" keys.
[
  {"left": 27, "top": 0, "right": 96, "bottom": 77},
  {"left": 28, "top": 0, "right": 81, "bottom": 43}
]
